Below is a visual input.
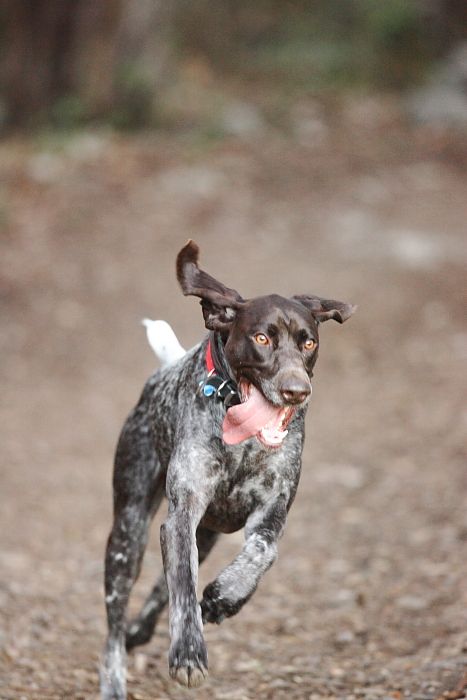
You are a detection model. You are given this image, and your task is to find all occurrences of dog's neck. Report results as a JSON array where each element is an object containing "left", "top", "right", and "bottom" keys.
[
  {"left": 208, "top": 332, "right": 233, "bottom": 380},
  {"left": 202, "top": 332, "right": 240, "bottom": 409}
]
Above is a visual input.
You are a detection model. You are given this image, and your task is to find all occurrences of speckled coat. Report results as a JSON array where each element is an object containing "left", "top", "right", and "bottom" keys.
[{"left": 100, "top": 241, "right": 355, "bottom": 700}]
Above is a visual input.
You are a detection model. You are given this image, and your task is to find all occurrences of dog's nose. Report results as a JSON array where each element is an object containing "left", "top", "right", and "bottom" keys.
[{"left": 280, "top": 380, "right": 311, "bottom": 405}]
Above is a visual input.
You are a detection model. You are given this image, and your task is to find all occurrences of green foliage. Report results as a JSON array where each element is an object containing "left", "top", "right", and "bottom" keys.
[
  {"left": 248, "top": 38, "right": 357, "bottom": 91},
  {"left": 359, "top": 0, "right": 422, "bottom": 47},
  {"left": 112, "top": 62, "right": 156, "bottom": 130},
  {"left": 50, "top": 95, "right": 86, "bottom": 129},
  {"left": 175, "top": 0, "right": 433, "bottom": 91},
  {"left": 46, "top": 63, "right": 157, "bottom": 131},
  {"left": 355, "top": 0, "right": 429, "bottom": 87},
  {"left": 0, "top": 196, "right": 9, "bottom": 232},
  {"left": 0, "top": 0, "right": 440, "bottom": 132}
]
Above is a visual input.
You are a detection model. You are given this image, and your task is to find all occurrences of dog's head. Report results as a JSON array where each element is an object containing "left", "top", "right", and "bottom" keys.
[{"left": 177, "top": 240, "right": 356, "bottom": 447}]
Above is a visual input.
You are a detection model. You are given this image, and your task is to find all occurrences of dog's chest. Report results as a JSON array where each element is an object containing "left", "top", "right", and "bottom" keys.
[{"left": 200, "top": 447, "right": 297, "bottom": 534}]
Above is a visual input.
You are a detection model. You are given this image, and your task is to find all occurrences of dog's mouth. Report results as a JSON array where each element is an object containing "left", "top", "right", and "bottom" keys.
[{"left": 222, "top": 380, "right": 295, "bottom": 448}]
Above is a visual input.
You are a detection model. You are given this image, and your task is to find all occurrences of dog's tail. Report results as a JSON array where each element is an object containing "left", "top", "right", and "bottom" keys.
[{"left": 142, "top": 319, "right": 186, "bottom": 367}]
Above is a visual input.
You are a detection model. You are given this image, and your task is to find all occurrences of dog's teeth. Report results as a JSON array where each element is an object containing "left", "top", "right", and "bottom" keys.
[{"left": 260, "top": 426, "right": 288, "bottom": 446}]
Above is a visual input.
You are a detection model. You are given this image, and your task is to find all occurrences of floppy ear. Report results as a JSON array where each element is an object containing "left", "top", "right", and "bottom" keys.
[
  {"left": 293, "top": 294, "right": 357, "bottom": 324},
  {"left": 176, "top": 240, "right": 244, "bottom": 332}
]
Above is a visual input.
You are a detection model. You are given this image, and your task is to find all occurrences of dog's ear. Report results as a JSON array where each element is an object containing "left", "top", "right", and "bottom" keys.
[
  {"left": 176, "top": 240, "right": 244, "bottom": 332},
  {"left": 293, "top": 294, "right": 357, "bottom": 324}
]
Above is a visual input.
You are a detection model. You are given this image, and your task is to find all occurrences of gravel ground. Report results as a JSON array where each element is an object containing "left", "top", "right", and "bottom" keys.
[{"left": 1, "top": 101, "right": 467, "bottom": 699}]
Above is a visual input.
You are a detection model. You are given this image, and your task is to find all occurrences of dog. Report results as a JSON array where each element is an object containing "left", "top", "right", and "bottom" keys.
[{"left": 100, "top": 240, "right": 356, "bottom": 699}]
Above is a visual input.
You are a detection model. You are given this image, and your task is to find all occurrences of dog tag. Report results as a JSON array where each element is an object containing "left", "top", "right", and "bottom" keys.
[{"left": 203, "top": 384, "right": 216, "bottom": 397}]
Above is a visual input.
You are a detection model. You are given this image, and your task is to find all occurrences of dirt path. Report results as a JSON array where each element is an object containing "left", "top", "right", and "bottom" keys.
[{"left": 1, "top": 106, "right": 467, "bottom": 699}]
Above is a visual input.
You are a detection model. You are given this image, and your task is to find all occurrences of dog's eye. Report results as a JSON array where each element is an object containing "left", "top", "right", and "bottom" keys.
[
  {"left": 303, "top": 339, "right": 316, "bottom": 351},
  {"left": 254, "top": 333, "right": 270, "bottom": 346}
]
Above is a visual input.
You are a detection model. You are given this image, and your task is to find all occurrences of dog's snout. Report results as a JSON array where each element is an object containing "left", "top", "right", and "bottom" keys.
[{"left": 279, "top": 379, "right": 311, "bottom": 405}]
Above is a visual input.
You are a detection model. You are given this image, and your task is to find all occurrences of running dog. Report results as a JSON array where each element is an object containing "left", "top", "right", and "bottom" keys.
[{"left": 100, "top": 240, "right": 356, "bottom": 698}]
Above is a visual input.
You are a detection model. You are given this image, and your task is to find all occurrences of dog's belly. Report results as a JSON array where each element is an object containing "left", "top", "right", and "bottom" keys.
[
  {"left": 199, "top": 507, "right": 247, "bottom": 534},
  {"left": 200, "top": 493, "right": 262, "bottom": 533}
]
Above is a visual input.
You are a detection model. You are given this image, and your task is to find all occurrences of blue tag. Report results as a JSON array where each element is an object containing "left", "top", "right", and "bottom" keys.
[{"left": 203, "top": 384, "right": 216, "bottom": 397}]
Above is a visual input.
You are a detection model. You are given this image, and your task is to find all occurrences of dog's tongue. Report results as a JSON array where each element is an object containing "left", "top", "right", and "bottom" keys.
[{"left": 222, "top": 384, "right": 282, "bottom": 445}]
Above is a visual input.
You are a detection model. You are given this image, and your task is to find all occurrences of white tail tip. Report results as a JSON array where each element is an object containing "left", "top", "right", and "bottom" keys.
[{"left": 142, "top": 319, "right": 186, "bottom": 367}]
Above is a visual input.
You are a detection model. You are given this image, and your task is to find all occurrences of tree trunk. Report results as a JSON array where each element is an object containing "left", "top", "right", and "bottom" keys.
[{"left": 0, "top": 0, "right": 172, "bottom": 127}]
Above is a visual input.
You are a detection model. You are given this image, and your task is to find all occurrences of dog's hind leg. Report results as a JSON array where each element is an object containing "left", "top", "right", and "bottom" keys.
[
  {"left": 100, "top": 403, "right": 163, "bottom": 700},
  {"left": 101, "top": 506, "right": 150, "bottom": 700},
  {"left": 125, "top": 571, "right": 167, "bottom": 652},
  {"left": 125, "top": 526, "right": 219, "bottom": 651}
]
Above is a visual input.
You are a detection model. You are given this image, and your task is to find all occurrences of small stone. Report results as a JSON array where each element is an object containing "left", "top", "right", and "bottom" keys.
[
  {"left": 235, "top": 658, "right": 262, "bottom": 672},
  {"left": 222, "top": 101, "right": 265, "bottom": 136},
  {"left": 330, "top": 667, "right": 346, "bottom": 678},
  {"left": 134, "top": 652, "right": 147, "bottom": 674},
  {"left": 329, "top": 588, "right": 358, "bottom": 608},
  {"left": 396, "top": 595, "right": 429, "bottom": 611},
  {"left": 335, "top": 630, "right": 355, "bottom": 646}
]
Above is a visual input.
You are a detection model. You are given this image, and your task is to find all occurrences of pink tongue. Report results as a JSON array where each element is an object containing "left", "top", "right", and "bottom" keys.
[{"left": 222, "top": 385, "right": 282, "bottom": 445}]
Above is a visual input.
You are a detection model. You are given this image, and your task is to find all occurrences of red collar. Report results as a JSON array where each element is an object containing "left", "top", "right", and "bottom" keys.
[
  {"left": 202, "top": 337, "right": 240, "bottom": 408},
  {"left": 206, "top": 339, "right": 215, "bottom": 374}
]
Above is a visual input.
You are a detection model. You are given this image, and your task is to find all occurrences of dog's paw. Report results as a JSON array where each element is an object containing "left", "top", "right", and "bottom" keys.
[
  {"left": 168, "top": 634, "right": 208, "bottom": 688},
  {"left": 200, "top": 581, "right": 244, "bottom": 624}
]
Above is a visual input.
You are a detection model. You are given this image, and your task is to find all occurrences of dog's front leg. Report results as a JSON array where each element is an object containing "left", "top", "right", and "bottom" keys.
[
  {"left": 201, "top": 496, "right": 287, "bottom": 624},
  {"left": 160, "top": 487, "right": 208, "bottom": 688}
]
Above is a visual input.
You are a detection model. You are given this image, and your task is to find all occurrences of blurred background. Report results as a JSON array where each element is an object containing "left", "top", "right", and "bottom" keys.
[{"left": 1, "top": 2, "right": 466, "bottom": 699}]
